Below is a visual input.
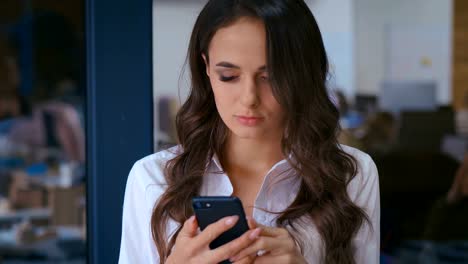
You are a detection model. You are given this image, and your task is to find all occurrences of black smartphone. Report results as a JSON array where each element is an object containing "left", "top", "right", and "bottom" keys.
[{"left": 192, "top": 196, "right": 249, "bottom": 250}]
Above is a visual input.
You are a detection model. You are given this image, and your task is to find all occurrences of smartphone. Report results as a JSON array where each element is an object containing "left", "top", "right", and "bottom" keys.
[{"left": 192, "top": 196, "right": 249, "bottom": 251}]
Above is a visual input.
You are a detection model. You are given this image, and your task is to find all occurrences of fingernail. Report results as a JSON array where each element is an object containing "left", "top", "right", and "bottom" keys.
[
  {"left": 225, "top": 215, "right": 238, "bottom": 226},
  {"left": 249, "top": 227, "right": 261, "bottom": 240},
  {"left": 189, "top": 215, "right": 195, "bottom": 222}
]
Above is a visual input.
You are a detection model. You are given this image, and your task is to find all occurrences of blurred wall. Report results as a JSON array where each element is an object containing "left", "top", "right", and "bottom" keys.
[
  {"left": 307, "top": 0, "right": 355, "bottom": 101},
  {"left": 355, "top": 0, "right": 453, "bottom": 104},
  {"left": 152, "top": 0, "right": 204, "bottom": 146},
  {"left": 152, "top": 0, "right": 202, "bottom": 103}
]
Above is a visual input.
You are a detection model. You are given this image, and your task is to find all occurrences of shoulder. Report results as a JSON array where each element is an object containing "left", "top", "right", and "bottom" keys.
[
  {"left": 339, "top": 144, "right": 379, "bottom": 201},
  {"left": 120, "top": 146, "right": 182, "bottom": 263},
  {"left": 340, "top": 144, "right": 377, "bottom": 176},
  {"left": 125, "top": 146, "right": 182, "bottom": 203},
  {"left": 132, "top": 146, "right": 181, "bottom": 178},
  {"left": 340, "top": 144, "right": 371, "bottom": 163}
]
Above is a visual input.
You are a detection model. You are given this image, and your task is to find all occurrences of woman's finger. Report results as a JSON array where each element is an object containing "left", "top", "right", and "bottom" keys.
[
  {"left": 178, "top": 215, "right": 198, "bottom": 239},
  {"left": 194, "top": 215, "right": 239, "bottom": 246},
  {"left": 232, "top": 253, "right": 256, "bottom": 264},
  {"left": 247, "top": 218, "right": 284, "bottom": 237},
  {"left": 229, "top": 236, "right": 282, "bottom": 262},
  {"left": 254, "top": 254, "right": 290, "bottom": 264},
  {"left": 259, "top": 225, "right": 286, "bottom": 237},
  {"left": 207, "top": 227, "right": 261, "bottom": 263}
]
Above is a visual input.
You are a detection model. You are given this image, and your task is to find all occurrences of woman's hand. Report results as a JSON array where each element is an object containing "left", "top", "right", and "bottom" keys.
[
  {"left": 166, "top": 215, "right": 261, "bottom": 264},
  {"left": 229, "top": 219, "right": 306, "bottom": 264}
]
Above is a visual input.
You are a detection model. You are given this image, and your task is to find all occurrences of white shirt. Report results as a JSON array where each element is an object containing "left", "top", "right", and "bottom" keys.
[{"left": 119, "top": 145, "right": 380, "bottom": 264}]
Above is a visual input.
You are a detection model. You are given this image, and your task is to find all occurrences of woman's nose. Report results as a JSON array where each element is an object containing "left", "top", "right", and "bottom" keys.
[{"left": 239, "top": 78, "right": 260, "bottom": 108}]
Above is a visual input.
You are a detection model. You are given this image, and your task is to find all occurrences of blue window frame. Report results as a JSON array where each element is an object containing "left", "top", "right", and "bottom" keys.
[{"left": 86, "top": 0, "right": 153, "bottom": 262}]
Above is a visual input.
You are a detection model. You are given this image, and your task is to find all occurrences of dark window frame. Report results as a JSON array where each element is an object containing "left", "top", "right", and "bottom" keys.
[{"left": 86, "top": 0, "right": 153, "bottom": 262}]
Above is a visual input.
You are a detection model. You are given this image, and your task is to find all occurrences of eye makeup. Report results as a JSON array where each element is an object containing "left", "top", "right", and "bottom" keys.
[{"left": 220, "top": 75, "right": 238, "bottom": 82}]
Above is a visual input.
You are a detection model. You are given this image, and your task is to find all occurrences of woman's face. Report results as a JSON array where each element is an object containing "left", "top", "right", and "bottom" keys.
[{"left": 204, "top": 17, "right": 285, "bottom": 141}]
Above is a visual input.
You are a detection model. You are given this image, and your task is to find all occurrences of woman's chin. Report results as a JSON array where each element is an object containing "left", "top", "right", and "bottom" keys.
[{"left": 230, "top": 127, "right": 268, "bottom": 140}]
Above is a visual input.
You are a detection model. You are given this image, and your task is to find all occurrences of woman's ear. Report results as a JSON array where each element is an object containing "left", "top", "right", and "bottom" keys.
[{"left": 201, "top": 53, "right": 210, "bottom": 77}]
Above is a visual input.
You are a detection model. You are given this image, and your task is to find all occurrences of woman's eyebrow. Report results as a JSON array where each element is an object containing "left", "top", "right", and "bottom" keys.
[
  {"left": 215, "top": 61, "right": 267, "bottom": 71},
  {"left": 215, "top": 61, "right": 240, "bottom": 69}
]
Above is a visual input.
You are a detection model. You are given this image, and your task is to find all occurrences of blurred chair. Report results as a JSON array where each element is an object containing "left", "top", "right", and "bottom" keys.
[
  {"left": 398, "top": 109, "right": 455, "bottom": 153},
  {"left": 377, "top": 108, "right": 459, "bottom": 253}
]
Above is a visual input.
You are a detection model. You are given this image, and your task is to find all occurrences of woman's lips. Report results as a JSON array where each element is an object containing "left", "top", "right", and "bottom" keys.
[{"left": 235, "top": 115, "right": 264, "bottom": 126}]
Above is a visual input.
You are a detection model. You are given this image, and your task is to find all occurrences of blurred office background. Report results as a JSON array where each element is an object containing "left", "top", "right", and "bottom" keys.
[
  {"left": 153, "top": 0, "right": 468, "bottom": 263},
  {"left": 0, "top": 0, "right": 86, "bottom": 263},
  {"left": 1, "top": 0, "right": 467, "bottom": 263}
]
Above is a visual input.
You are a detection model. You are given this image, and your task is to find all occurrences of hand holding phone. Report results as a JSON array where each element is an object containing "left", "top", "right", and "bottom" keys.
[{"left": 166, "top": 212, "right": 261, "bottom": 264}]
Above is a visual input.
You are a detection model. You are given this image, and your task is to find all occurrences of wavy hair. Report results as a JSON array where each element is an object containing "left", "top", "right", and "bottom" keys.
[{"left": 151, "top": 1, "right": 370, "bottom": 263}]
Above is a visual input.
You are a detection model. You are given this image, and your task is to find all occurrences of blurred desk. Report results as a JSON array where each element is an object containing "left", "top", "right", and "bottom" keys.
[
  {"left": 27, "top": 177, "right": 85, "bottom": 226},
  {"left": 8, "top": 171, "right": 85, "bottom": 227},
  {"left": 0, "top": 226, "right": 85, "bottom": 262},
  {"left": 0, "top": 208, "right": 51, "bottom": 228}
]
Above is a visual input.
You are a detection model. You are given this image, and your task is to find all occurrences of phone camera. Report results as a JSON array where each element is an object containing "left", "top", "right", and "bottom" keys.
[{"left": 194, "top": 202, "right": 202, "bottom": 209}]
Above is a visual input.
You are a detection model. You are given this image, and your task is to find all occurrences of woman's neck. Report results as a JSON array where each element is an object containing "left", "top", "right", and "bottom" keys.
[{"left": 221, "top": 134, "right": 284, "bottom": 178}]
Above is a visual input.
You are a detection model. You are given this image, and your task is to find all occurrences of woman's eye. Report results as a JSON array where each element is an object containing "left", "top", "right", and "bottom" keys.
[
  {"left": 220, "top": 75, "right": 237, "bottom": 82},
  {"left": 260, "top": 76, "right": 269, "bottom": 81}
]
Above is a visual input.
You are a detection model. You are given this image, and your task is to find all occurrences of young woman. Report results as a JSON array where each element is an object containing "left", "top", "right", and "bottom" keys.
[{"left": 119, "top": 1, "right": 379, "bottom": 263}]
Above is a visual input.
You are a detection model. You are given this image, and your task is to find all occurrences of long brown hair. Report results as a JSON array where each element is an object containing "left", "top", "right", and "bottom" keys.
[{"left": 151, "top": 1, "right": 370, "bottom": 263}]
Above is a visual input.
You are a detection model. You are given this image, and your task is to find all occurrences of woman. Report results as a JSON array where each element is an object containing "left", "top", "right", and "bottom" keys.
[{"left": 119, "top": 1, "right": 379, "bottom": 263}]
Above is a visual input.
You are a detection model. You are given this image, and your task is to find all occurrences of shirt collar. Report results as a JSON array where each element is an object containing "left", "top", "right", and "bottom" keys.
[{"left": 202, "top": 152, "right": 301, "bottom": 199}]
